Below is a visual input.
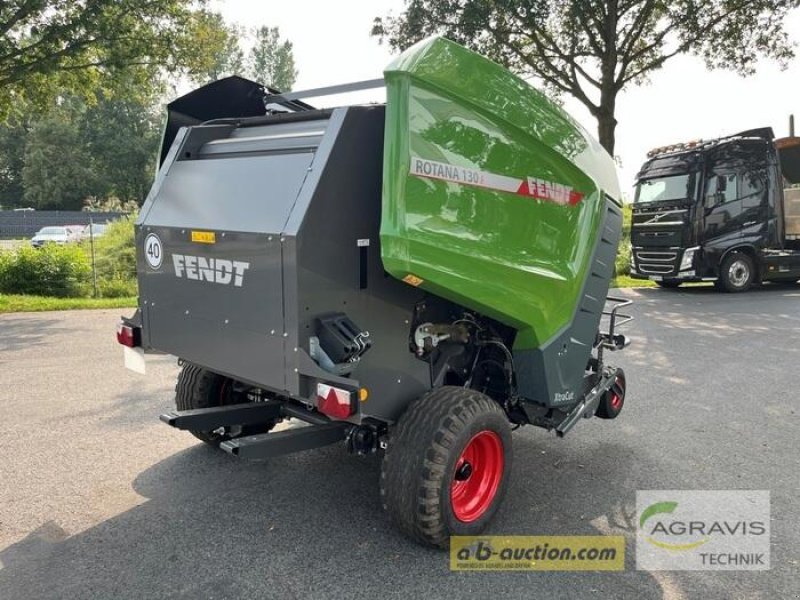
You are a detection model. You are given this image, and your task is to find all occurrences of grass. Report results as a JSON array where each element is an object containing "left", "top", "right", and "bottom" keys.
[
  {"left": 0, "top": 294, "right": 137, "bottom": 313},
  {"left": 611, "top": 275, "right": 656, "bottom": 288}
]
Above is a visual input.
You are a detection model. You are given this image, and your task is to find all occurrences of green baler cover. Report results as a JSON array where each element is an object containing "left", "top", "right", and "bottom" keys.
[{"left": 381, "top": 37, "right": 621, "bottom": 351}]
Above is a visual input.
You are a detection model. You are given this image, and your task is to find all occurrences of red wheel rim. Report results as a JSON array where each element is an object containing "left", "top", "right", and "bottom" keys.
[
  {"left": 609, "top": 376, "right": 625, "bottom": 410},
  {"left": 450, "top": 431, "right": 504, "bottom": 523}
]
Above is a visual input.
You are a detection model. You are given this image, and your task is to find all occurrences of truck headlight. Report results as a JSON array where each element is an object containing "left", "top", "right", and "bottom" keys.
[{"left": 679, "top": 247, "right": 698, "bottom": 271}]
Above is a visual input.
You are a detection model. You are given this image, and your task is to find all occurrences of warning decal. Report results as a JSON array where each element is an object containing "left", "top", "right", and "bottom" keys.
[{"left": 410, "top": 156, "right": 584, "bottom": 206}]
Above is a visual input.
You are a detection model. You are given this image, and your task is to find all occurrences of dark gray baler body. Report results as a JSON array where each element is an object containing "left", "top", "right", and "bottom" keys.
[{"left": 137, "top": 106, "right": 429, "bottom": 422}]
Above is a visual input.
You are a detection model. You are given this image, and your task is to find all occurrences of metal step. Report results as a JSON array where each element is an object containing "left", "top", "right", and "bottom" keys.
[
  {"left": 160, "top": 401, "right": 284, "bottom": 431},
  {"left": 220, "top": 422, "right": 351, "bottom": 459}
]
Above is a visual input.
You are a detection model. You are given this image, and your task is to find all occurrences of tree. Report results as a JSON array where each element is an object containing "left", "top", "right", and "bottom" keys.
[
  {"left": 22, "top": 102, "right": 96, "bottom": 210},
  {"left": 373, "top": 1, "right": 800, "bottom": 154},
  {"left": 186, "top": 11, "right": 246, "bottom": 83},
  {"left": 79, "top": 92, "right": 162, "bottom": 203},
  {"left": 18, "top": 87, "right": 162, "bottom": 210},
  {"left": 250, "top": 26, "right": 298, "bottom": 91},
  {"left": 0, "top": 116, "right": 27, "bottom": 206},
  {"left": 0, "top": 0, "right": 210, "bottom": 118}
]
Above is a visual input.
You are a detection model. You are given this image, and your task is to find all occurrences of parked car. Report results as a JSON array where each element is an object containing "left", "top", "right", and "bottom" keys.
[
  {"left": 30, "top": 226, "right": 79, "bottom": 248},
  {"left": 64, "top": 225, "right": 88, "bottom": 240},
  {"left": 81, "top": 223, "right": 108, "bottom": 240}
]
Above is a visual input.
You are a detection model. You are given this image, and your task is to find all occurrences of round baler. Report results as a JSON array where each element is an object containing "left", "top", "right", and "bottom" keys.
[{"left": 118, "top": 36, "right": 631, "bottom": 547}]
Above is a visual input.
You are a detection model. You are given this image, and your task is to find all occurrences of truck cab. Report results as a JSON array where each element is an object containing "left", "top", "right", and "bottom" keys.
[{"left": 630, "top": 128, "right": 800, "bottom": 291}]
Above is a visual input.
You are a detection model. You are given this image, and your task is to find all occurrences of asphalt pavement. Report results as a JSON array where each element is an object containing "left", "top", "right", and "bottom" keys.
[{"left": 0, "top": 285, "right": 798, "bottom": 599}]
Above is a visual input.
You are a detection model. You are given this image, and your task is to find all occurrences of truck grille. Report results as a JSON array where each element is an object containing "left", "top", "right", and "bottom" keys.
[{"left": 634, "top": 249, "right": 679, "bottom": 276}]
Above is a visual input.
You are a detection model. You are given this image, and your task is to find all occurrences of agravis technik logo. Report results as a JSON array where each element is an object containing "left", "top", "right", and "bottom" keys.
[{"left": 636, "top": 491, "right": 770, "bottom": 571}]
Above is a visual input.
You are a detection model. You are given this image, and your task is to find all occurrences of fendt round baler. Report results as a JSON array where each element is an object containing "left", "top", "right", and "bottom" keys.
[{"left": 118, "top": 37, "right": 632, "bottom": 547}]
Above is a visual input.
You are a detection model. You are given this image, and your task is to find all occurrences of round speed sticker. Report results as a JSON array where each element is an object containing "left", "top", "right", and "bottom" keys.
[{"left": 144, "top": 233, "right": 163, "bottom": 269}]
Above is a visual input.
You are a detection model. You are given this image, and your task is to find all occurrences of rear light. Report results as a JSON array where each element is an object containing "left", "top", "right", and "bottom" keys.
[
  {"left": 116, "top": 322, "right": 141, "bottom": 348},
  {"left": 317, "top": 383, "right": 355, "bottom": 419}
]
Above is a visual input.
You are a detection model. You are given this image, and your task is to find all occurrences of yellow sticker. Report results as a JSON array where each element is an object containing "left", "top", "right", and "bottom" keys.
[
  {"left": 191, "top": 231, "right": 216, "bottom": 244},
  {"left": 402, "top": 274, "right": 424, "bottom": 287}
]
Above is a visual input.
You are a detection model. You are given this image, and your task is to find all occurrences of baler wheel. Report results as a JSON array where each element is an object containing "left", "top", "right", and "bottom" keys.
[
  {"left": 380, "top": 386, "right": 512, "bottom": 547},
  {"left": 596, "top": 370, "right": 626, "bottom": 420},
  {"left": 174, "top": 363, "right": 276, "bottom": 446}
]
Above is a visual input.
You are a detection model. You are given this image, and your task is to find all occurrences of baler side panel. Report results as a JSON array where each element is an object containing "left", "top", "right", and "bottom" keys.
[
  {"left": 382, "top": 38, "right": 619, "bottom": 341},
  {"left": 286, "top": 106, "right": 431, "bottom": 421},
  {"left": 382, "top": 79, "right": 604, "bottom": 344},
  {"left": 381, "top": 37, "right": 623, "bottom": 408},
  {"left": 137, "top": 116, "right": 332, "bottom": 392},
  {"left": 514, "top": 197, "right": 623, "bottom": 408}
]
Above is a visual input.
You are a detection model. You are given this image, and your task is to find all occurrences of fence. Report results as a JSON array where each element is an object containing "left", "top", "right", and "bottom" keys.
[
  {"left": 0, "top": 211, "right": 127, "bottom": 239},
  {"left": 0, "top": 215, "right": 138, "bottom": 298}
]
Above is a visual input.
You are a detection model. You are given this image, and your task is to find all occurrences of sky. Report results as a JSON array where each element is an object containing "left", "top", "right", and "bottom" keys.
[{"left": 212, "top": 0, "right": 800, "bottom": 199}]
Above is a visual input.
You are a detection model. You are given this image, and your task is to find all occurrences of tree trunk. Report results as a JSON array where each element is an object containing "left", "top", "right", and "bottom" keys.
[
  {"left": 597, "top": 3, "right": 619, "bottom": 157},
  {"left": 597, "top": 112, "right": 617, "bottom": 156}
]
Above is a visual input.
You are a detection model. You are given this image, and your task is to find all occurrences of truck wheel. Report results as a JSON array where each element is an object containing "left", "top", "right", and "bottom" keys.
[
  {"left": 655, "top": 279, "right": 681, "bottom": 288},
  {"left": 596, "top": 370, "right": 626, "bottom": 419},
  {"left": 380, "top": 386, "right": 512, "bottom": 547},
  {"left": 718, "top": 252, "right": 754, "bottom": 293},
  {"left": 175, "top": 363, "right": 275, "bottom": 446}
]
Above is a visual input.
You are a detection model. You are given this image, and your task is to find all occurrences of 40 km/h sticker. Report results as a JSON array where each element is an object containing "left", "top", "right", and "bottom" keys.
[{"left": 144, "top": 233, "right": 163, "bottom": 269}]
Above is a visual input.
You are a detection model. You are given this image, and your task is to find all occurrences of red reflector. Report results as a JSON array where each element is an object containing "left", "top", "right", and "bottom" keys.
[
  {"left": 317, "top": 384, "right": 355, "bottom": 419},
  {"left": 116, "top": 323, "right": 139, "bottom": 348}
]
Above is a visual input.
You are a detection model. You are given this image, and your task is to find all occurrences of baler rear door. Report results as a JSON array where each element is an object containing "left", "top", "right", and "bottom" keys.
[{"left": 137, "top": 116, "right": 329, "bottom": 390}]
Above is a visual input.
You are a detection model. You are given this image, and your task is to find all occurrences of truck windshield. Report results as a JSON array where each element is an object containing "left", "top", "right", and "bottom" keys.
[{"left": 635, "top": 174, "right": 693, "bottom": 204}]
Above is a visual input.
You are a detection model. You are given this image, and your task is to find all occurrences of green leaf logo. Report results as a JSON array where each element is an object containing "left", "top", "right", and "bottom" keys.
[
  {"left": 640, "top": 501, "right": 678, "bottom": 527},
  {"left": 640, "top": 501, "right": 709, "bottom": 552}
]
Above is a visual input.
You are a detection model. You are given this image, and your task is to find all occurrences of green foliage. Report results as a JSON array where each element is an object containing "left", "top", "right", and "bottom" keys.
[
  {"left": 616, "top": 204, "right": 633, "bottom": 277},
  {"left": 79, "top": 93, "right": 163, "bottom": 203},
  {"left": 251, "top": 26, "right": 298, "bottom": 91},
  {"left": 88, "top": 216, "right": 138, "bottom": 297},
  {"left": 0, "top": 0, "right": 210, "bottom": 119},
  {"left": 21, "top": 103, "right": 96, "bottom": 210},
  {"left": 0, "top": 244, "right": 91, "bottom": 297},
  {"left": 186, "top": 11, "right": 247, "bottom": 83},
  {"left": 186, "top": 16, "right": 299, "bottom": 91},
  {"left": 97, "top": 277, "right": 138, "bottom": 298},
  {"left": 373, "top": 1, "right": 800, "bottom": 153},
  {"left": 0, "top": 115, "right": 27, "bottom": 206},
  {"left": 1, "top": 10, "right": 298, "bottom": 210},
  {"left": 4, "top": 91, "right": 161, "bottom": 209},
  {"left": 84, "top": 196, "right": 141, "bottom": 213},
  {"left": 0, "top": 216, "right": 138, "bottom": 298},
  {"left": 616, "top": 235, "right": 632, "bottom": 277}
]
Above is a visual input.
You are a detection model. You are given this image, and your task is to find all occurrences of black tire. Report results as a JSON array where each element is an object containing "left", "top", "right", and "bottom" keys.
[
  {"left": 655, "top": 279, "right": 681, "bottom": 289},
  {"left": 175, "top": 363, "right": 275, "bottom": 446},
  {"left": 596, "top": 370, "right": 626, "bottom": 420},
  {"left": 718, "top": 252, "right": 755, "bottom": 293},
  {"left": 380, "top": 386, "right": 512, "bottom": 548}
]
